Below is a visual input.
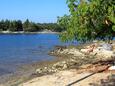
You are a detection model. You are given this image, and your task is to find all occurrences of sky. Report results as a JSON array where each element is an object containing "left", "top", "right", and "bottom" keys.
[{"left": 0, "top": 0, "right": 69, "bottom": 23}]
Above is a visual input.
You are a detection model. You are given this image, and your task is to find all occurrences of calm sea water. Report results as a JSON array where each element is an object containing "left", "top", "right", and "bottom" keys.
[{"left": 0, "top": 33, "right": 78, "bottom": 76}]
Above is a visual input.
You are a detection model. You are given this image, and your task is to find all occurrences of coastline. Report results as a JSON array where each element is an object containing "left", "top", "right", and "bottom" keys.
[
  {"left": 1, "top": 41, "right": 115, "bottom": 86},
  {"left": 19, "top": 42, "right": 115, "bottom": 86},
  {"left": 0, "top": 55, "right": 68, "bottom": 86},
  {"left": 0, "top": 31, "right": 59, "bottom": 34}
]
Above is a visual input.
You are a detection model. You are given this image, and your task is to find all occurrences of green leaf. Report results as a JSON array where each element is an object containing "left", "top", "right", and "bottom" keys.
[{"left": 112, "top": 25, "right": 115, "bottom": 31}]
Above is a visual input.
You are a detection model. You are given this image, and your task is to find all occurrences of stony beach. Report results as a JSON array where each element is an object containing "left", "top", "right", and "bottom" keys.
[{"left": 1, "top": 41, "right": 115, "bottom": 86}]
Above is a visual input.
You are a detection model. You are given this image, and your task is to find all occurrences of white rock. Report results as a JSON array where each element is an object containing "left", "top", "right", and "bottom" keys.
[
  {"left": 81, "top": 49, "right": 88, "bottom": 53},
  {"left": 62, "top": 64, "right": 68, "bottom": 69},
  {"left": 36, "top": 68, "right": 42, "bottom": 73},
  {"left": 92, "top": 47, "right": 115, "bottom": 59},
  {"left": 108, "top": 66, "right": 115, "bottom": 70},
  {"left": 67, "top": 48, "right": 84, "bottom": 56}
]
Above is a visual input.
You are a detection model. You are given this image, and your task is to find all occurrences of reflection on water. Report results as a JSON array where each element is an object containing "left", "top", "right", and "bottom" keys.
[{"left": 0, "top": 33, "right": 78, "bottom": 75}]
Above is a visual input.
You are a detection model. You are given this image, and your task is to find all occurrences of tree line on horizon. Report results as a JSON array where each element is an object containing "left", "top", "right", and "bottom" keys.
[{"left": 0, "top": 19, "right": 64, "bottom": 32}]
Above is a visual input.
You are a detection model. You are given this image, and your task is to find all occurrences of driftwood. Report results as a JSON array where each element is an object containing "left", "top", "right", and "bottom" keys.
[
  {"left": 67, "top": 65, "right": 110, "bottom": 86},
  {"left": 66, "top": 59, "right": 115, "bottom": 86}
]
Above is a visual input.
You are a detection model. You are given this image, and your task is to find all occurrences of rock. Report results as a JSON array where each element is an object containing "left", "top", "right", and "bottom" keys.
[
  {"left": 80, "top": 64, "right": 92, "bottom": 69},
  {"left": 108, "top": 66, "right": 115, "bottom": 70},
  {"left": 44, "top": 67, "right": 47, "bottom": 70},
  {"left": 81, "top": 49, "right": 88, "bottom": 53},
  {"left": 62, "top": 64, "right": 68, "bottom": 69},
  {"left": 89, "top": 43, "right": 115, "bottom": 60},
  {"left": 101, "top": 43, "right": 113, "bottom": 51},
  {"left": 54, "top": 45, "right": 66, "bottom": 50},
  {"left": 92, "top": 48, "right": 115, "bottom": 60},
  {"left": 62, "top": 48, "right": 84, "bottom": 57},
  {"left": 36, "top": 42, "right": 115, "bottom": 76},
  {"left": 51, "top": 60, "right": 69, "bottom": 71},
  {"left": 36, "top": 68, "right": 43, "bottom": 73},
  {"left": 112, "top": 43, "right": 115, "bottom": 51}
]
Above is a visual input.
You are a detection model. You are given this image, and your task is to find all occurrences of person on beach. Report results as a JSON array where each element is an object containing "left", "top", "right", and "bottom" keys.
[{"left": 81, "top": 44, "right": 96, "bottom": 54}]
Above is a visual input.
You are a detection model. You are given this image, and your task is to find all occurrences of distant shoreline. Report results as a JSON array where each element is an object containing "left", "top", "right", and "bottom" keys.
[{"left": 0, "top": 31, "right": 59, "bottom": 34}]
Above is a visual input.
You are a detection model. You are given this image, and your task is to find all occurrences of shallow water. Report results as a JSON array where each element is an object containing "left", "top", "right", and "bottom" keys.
[{"left": 0, "top": 33, "right": 78, "bottom": 76}]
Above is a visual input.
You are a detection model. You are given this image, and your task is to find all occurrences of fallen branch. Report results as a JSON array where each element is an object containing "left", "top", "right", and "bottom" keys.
[{"left": 67, "top": 65, "right": 109, "bottom": 86}]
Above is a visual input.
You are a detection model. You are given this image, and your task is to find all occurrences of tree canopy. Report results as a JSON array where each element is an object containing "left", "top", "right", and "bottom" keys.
[
  {"left": 58, "top": 0, "right": 115, "bottom": 42},
  {"left": 0, "top": 19, "right": 63, "bottom": 32}
]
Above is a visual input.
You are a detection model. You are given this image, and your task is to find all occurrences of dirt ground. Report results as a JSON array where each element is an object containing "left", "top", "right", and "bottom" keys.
[{"left": 19, "top": 65, "right": 115, "bottom": 86}]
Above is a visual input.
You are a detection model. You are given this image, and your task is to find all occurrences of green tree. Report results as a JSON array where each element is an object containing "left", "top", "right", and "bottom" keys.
[
  {"left": 23, "top": 20, "right": 41, "bottom": 32},
  {"left": 0, "top": 20, "right": 5, "bottom": 31},
  {"left": 27, "top": 22, "right": 39, "bottom": 32},
  {"left": 4, "top": 20, "right": 10, "bottom": 31},
  {"left": 9, "top": 20, "right": 17, "bottom": 31},
  {"left": 0, "top": 19, "right": 65, "bottom": 32},
  {"left": 16, "top": 20, "right": 23, "bottom": 31},
  {"left": 59, "top": 0, "right": 115, "bottom": 42},
  {"left": 57, "top": 15, "right": 70, "bottom": 31},
  {"left": 23, "top": 19, "right": 30, "bottom": 31}
]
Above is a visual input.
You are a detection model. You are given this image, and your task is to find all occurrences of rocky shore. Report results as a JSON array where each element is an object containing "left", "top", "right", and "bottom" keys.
[
  {"left": 1, "top": 41, "right": 115, "bottom": 86},
  {"left": 19, "top": 41, "right": 115, "bottom": 86},
  {"left": 35, "top": 42, "right": 115, "bottom": 75}
]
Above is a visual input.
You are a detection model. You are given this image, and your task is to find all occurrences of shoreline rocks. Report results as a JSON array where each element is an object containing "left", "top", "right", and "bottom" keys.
[
  {"left": 40, "top": 42, "right": 115, "bottom": 76},
  {"left": 2, "top": 42, "right": 115, "bottom": 86},
  {"left": 18, "top": 41, "right": 115, "bottom": 86}
]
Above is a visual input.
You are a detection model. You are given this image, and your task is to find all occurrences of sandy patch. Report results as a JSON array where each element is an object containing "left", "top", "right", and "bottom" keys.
[{"left": 19, "top": 69, "right": 113, "bottom": 86}]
